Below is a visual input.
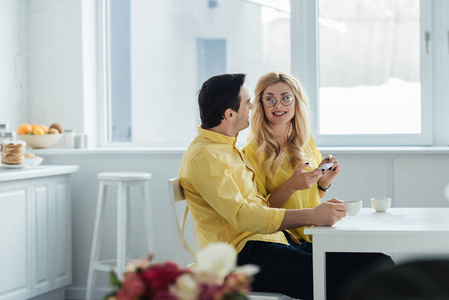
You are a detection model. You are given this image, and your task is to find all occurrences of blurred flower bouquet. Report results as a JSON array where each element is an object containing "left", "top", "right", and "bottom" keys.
[{"left": 104, "top": 242, "right": 259, "bottom": 300}]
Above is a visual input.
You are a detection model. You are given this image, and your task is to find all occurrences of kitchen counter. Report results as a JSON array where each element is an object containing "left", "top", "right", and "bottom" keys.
[
  {"left": 0, "top": 164, "right": 79, "bottom": 300},
  {"left": 0, "top": 164, "right": 79, "bottom": 182}
]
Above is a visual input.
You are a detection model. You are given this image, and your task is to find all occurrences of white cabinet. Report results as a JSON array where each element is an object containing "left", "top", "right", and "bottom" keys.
[
  {"left": 0, "top": 167, "right": 76, "bottom": 300},
  {"left": 52, "top": 176, "right": 72, "bottom": 289},
  {"left": 0, "top": 181, "right": 31, "bottom": 300},
  {"left": 31, "top": 178, "right": 52, "bottom": 296}
]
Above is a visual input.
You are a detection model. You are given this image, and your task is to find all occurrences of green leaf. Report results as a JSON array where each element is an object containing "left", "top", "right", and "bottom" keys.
[
  {"left": 109, "top": 270, "right": 122, "bottom": 289},
  {"left": 223, "top": 292, "right": 248, "bottom": 300}
]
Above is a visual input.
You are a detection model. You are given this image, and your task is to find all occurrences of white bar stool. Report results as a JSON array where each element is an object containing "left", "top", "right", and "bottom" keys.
[{"left": 85, "top": 172, "right": 155, "bottom": 300}]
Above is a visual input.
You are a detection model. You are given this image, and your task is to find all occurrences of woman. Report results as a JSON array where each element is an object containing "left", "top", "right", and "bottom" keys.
[{"left": 243, "top": 71, "right": 341, "bottom": 242}]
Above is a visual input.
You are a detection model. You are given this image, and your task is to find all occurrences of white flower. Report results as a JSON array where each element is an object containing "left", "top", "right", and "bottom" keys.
[
  {"left": 125, "top": 259, "right": 140, "bottom": 272},
  {"left": 235, "top": 264, "right": 260, "bottom": 277},
  {"left": 195, "top": 242, "right": 237, "bottom": 279},
  {"left": 171, "top": 273, "right": 199, "bottom": 300},
  {"left": 125, "top": 255, "right": 152, "bottom": 272}
]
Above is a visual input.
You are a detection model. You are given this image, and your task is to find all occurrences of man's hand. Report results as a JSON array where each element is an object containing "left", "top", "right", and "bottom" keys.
[
  {"left": 287, "top": 163, "right": 323, "bottom": 191},
  {"left": 278, "top": 198, "right": 346, "bottom": 230},
  {"left": 310, "top": 198, "right": 346, "bottom": 226}
]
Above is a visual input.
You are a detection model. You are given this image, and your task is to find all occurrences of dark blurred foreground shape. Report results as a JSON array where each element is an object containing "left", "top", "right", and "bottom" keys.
[{"left": 341, "top": 259, "right": 449, "bottom": 300}]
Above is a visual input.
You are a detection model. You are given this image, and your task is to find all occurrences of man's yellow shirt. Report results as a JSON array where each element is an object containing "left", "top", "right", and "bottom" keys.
[{"left": 179, "top": 127, "right": 288, "bottom": 253}]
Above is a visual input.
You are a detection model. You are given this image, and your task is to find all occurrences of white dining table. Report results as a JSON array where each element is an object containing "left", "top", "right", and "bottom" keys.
[{"left": 304, "top": 207, "right": 449, "bottom": 300}]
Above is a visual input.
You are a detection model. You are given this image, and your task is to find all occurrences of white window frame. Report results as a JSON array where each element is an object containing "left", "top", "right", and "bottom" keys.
[
  {"left": 94, "top": 0, "right": 449, "bottom": 148},
  {"left": 96, "top": 0, "right": 110, "bottom": 147},
  {"left": 292, "top": 0, "right": 438, "bottom": 146}
]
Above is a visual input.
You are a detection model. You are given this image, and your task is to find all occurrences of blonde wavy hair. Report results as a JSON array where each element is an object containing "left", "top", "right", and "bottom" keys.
[{"left": 248, "top": 72, "right": 312, "bottom": 174}]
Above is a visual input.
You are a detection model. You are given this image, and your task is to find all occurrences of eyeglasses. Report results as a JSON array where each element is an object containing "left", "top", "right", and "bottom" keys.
[{"left": 261, "top": 95, "right": 294, "bottom": 108}]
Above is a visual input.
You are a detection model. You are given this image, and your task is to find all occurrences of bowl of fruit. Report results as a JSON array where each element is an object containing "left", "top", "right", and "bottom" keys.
[{"left": 17, "top": 123, "right": 64, "bottom": 149}]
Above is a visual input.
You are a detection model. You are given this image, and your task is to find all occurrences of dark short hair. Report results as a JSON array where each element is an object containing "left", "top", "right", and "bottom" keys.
[{"left": 198, "top": 73, "right": 246, "bottom": 129}]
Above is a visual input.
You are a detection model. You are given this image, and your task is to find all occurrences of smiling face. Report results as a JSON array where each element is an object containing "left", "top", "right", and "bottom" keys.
[{"left": 262, "top": 82, "right": 296, "bottom": 128}]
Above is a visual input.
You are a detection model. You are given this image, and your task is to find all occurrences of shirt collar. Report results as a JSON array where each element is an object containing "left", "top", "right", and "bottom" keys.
[{"left": 198, "top": 126, "right": 238, "bottom": 145}]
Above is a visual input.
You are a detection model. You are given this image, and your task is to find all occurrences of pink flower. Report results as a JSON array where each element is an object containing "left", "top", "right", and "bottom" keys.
[
  {"left": 116, "top": 289, "right": 134, "bottom": 300},
  {"left": 224, "top": 273, "right": 251, "bottom": 293},
  {"left": 152, "top": 289, "right": 178, "bottom": 300},
  {"left": 139, "top": 261, "right": 185, "bottom": 298},
  {"left": 106, "top": 243, "right": 256, "bottom": 300},
  {"left": 197, "top": 282, "right": 224, "bottom": 300},
  {"left": 122, "top": 272, "right": 145, "bottom": 298}
]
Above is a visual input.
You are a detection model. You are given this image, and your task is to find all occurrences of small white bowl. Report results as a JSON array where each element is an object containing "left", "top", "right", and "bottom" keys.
[
  {"left": 24, "top": 157, "right": 44, "bottom": 166},
  {"left": 344, "top": 200, "right": 362, "bottom": 216},
  {"left": 371, "top": 198, "right": 391, "bottom": 212}
]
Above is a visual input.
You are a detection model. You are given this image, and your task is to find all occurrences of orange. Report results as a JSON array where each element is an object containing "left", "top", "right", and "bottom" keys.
[
  {"left": 30, "top": 124, "right": 49, "bottom": 133},
  {"left": 17, "top": 123, "right": 33, "bottom": 135},
  {"left": 31, "top": 124, "right": 40, "bottom": 131},
  {"left": 40, "top": 125, "right": 49, "bottom": 133},
  {"left": 33, "top": 126, "right": 46, "bottom": 135}
]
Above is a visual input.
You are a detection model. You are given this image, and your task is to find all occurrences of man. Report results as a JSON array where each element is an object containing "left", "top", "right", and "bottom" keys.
[{"left": 179, "top": 74, "right": 393, "bottom": 300}]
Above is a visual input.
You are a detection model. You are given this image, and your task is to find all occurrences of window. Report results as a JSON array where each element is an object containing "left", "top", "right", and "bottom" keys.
[
  {"left": 293, "top": 0, "right": 441, "bottom": 146},
  {"left": 197, "top": 39, "right": 227, "bottom": 90},
  {"left": 98, "top": 0, "right": 449, "bottom": 147},
  {"left": 318, "top": 0, "right": 422, "bottom": 135},
  {"left": 100, "top": 0, "right": 292, "bottom": 146}
]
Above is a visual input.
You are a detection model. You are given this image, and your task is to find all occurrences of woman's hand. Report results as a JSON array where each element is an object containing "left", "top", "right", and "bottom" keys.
[
  {"left": 287, "top": 163, "right": 324, "bottom": 191},
  {"left": 318, "top": 154, "right": 341, "bottom": 189},
  {"left": 268, "top": 163, "right": 323, "bottom": 208}
]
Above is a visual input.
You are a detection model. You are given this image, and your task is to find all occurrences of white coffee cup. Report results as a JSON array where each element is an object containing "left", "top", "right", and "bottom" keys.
[
  {"left": 371, "top": 198, "right": 391, "bottom": 212},
  {"left": 344, "top": 200, "right": 362, "bottom": 216}
]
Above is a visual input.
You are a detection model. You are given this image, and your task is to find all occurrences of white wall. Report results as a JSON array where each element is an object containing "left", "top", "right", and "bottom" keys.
[
  {"left": 0, "top": 0, "right": 27, "bottom": 128},
  {"left": 0, "top": 0, "right": 90, "bottom": 136},
  {"left": 129, "top": 0, "right": 269, "bottom": 144},
  {"left": 27, "top": 0, "right": 85, "bottom": 134}
]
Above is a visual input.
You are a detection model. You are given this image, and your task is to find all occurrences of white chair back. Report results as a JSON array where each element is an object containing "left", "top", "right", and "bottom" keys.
[
  {"left": 167, "top": 177, "right": 296, "bottom": 300},
  {"left": 167, "top": 177, "right": 200, "bottom": 266}
]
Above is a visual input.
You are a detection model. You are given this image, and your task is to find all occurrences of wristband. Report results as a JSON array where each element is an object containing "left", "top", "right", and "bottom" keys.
[{"left": 317, "top": 182, "right": 331, "bottom": 192}]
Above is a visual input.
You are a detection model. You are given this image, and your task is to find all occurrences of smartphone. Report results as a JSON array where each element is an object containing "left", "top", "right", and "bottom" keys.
[{"left": 316, "top": 162, "right": 334, "bottom": 171}]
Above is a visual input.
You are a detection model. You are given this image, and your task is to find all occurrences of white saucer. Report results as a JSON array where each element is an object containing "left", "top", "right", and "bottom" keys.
[{"left": 0, "top": 164, "right": 28, "bottom": 169}]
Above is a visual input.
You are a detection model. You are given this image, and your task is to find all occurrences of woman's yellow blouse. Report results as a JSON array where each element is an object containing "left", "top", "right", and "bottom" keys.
[{"left": 242, "top": 136, "right": 323, "bottom": 242}]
